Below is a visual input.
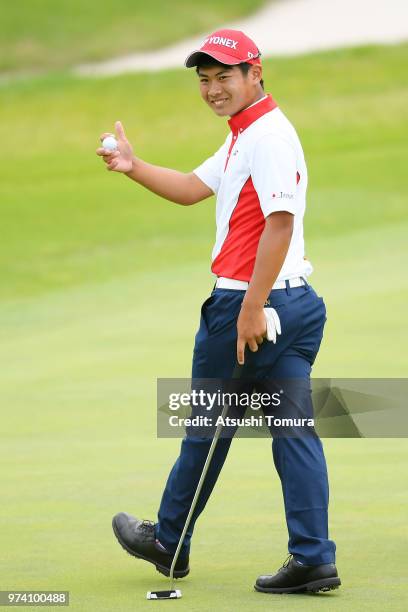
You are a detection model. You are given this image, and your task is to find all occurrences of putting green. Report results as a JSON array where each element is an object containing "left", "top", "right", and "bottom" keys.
[{"left": 1, "top": 43, "right": 407, "bottom": 610}]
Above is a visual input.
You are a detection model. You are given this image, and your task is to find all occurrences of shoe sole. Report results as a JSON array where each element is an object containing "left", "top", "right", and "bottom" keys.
[
  {"left": 254, "top": 577, "right": 341, "bottom": 594},
  {"left": 112, "top": 517, "right": 189, "bottom": 579}
]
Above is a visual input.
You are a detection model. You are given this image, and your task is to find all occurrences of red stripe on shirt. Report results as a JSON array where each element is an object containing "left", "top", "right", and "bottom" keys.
[{"left": 211, "top": 177, "right": 265, "bottom": 281}]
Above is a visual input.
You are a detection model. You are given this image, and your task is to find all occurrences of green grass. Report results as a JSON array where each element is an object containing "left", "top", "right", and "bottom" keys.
[
  {"left": 1, "top": 43, "right": 408, "bottom": 610},
  {"left": 0, "top": 0, "right": 266, "bottom": 73}
]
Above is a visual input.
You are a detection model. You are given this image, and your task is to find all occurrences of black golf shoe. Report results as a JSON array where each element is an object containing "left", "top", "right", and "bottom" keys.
[
  {"left": 255, "top": 555, "right": 341, "bottom": 594},
  {"left": 112, "top": 512, "right": 189, "bottom": 578}
]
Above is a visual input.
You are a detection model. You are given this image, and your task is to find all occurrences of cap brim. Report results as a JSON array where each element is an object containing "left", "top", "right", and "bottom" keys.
[{"left": 184, "top": 50, "right": 243, "bottom": 68}]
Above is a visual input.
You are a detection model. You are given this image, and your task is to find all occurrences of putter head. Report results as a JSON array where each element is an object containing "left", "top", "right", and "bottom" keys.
[{"left": 146, "top": 590, "right": 182, "bottom": 600}]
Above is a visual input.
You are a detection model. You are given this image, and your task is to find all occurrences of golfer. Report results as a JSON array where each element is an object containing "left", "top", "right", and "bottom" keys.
[{"left": 96, "top": 28, "right": 340, "bottom": 594}]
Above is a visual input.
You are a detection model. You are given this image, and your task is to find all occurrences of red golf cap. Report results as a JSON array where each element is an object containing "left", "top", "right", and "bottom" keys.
[{"left": 185, "top": 28, "right": 261, "bottom": 68}]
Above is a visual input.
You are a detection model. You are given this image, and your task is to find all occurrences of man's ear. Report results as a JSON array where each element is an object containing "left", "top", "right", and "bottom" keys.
[{"left": 250, "top": 65, "right": 263, "bottom": 85}]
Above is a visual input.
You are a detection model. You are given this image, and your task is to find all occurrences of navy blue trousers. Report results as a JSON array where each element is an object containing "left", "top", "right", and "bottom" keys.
[{"left": 156, "top": 282, "right": 336, "bottom": 565}]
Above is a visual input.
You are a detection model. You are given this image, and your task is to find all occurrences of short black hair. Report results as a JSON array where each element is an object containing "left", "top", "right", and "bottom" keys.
[{"left": 195, "top": 55, "right": 264, "bottom": 90}]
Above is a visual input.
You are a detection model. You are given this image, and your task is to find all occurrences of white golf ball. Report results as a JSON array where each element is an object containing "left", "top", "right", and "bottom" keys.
[{"left": 102, "top": 136, "right": 118, "bottom": 151}]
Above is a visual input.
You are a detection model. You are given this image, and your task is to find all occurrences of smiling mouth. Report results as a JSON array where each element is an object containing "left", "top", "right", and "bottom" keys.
[{"left": 211, "top": 98, "right": 229, "bottom": 107}]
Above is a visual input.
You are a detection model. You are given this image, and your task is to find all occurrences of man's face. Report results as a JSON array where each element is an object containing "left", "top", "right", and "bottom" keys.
[{"left": 197, "top": 64, "right": 262, "bottom": 117}]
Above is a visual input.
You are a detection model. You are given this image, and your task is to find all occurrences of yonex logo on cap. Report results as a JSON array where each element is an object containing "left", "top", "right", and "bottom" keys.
[
  {"left": 185, "top": 29, "right": 261, "bottom": 68},
  {"left": 201, "top": 37, "right": 238, "bottom": 49}
]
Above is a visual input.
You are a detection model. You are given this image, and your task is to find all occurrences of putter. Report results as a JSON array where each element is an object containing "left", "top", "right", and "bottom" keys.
[{"left": 146, "top": 383, "right": 234, "bottom": 601}]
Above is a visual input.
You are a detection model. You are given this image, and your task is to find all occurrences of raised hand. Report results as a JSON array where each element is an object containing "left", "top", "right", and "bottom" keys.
[{"left": 96, "top": 121, "right": 134, "bottom": 173}]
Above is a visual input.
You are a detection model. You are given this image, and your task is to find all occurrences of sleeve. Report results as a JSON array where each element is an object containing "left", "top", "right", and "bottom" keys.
[
  {"left": 192, "top": 136, "right": 230, "bottom": 195},
  {"left": 250, "top": 132, "right": 298, "bottom": 217}
]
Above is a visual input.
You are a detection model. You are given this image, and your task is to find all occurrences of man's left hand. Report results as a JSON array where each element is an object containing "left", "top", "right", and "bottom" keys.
[{"left": 236, "top": 303, "right": 267, "bottom": 365}]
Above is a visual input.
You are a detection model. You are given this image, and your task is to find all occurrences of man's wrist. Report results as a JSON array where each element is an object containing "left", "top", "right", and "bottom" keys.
[
  {"left": 125, "top": 156, "right": 139, "bottom": 177},
  {"left": 242, "top": 294, "right": 265, "bottom": 310}
]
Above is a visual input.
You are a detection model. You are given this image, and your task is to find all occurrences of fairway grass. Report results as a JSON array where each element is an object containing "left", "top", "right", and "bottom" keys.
[
  {"left": 0, "top": 0, "right": 265, "bottom": 73},
  {"left": 1, "top": 43, "right": 408, "bottom": 610}
]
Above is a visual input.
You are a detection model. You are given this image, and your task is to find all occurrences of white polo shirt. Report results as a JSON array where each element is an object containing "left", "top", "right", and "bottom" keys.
[{"left": 193, "top": 94, "right": 313, "bottom": 282}]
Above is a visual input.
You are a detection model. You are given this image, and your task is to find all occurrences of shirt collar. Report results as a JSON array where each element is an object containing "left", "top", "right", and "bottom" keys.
[
  {"left": 228, "top": 94, "right": 278, "bottom": 135},
  {"left": 245, "top": 94, "right": 268, "bottom": 110}
]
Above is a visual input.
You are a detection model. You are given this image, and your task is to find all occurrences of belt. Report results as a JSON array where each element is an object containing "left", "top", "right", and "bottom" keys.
[{"left": 215, "top": 276, "right": 306, "bottom": 291}]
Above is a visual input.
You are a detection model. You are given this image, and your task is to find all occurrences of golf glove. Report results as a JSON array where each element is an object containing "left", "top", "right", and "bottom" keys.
[{"left": 264, "top": 307, "right": 281, "bottom": 343}]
